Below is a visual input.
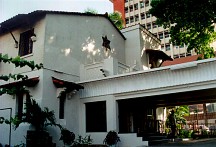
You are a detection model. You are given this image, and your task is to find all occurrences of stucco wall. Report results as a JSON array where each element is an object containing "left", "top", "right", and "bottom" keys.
[
  {"left": 0, "top": 18, "right": 45, "bottom": 75},
  {"left": 43, "top": 14, "right": 125, "bottom": 82},
  {"left": 122, "top": 25, "right": 161, "bottom": 70}
]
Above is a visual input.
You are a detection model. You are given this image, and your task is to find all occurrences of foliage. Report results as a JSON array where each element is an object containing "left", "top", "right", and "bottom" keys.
[
  {"left": 72, "top": 135, "right": 93, "bottom": 146},
  {"left": 178, "top": 129, "right": 192, "bottom": 138},
  {"left": 12, "top": 98, "right": 57, "bottom": 130},
  {"left": 0, "top": 54, "right": 43, "bottom": 70},
  {"left": 166, "top": 106, "right": 189, "bottom": 129},
  {"left": 83, "top": 9, "right": 124, "bottom": 30},
  {"left": 103, "top": 131, "right": 120, "bottom": 146},
  {"left": 108, "top": 11, "right": 124, "bottom": 30},
  {"left": 59, "top": 128, "right": 75, "bottom": 145},
  {"left": 149, "top": 0, "right": 216, "bottom": 59},
  {"left": 84, "top": 8, "right": 98, "bottom": 14},
  {"left": 0, "top": 54, "right": 43, "bottom": 96}
]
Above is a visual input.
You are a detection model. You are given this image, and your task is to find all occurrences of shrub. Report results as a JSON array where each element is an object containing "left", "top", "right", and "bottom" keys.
[{"left": 104, "top": 131, "right": 120, "bottom": 146}]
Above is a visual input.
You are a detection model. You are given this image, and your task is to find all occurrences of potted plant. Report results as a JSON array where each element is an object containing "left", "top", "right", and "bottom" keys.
[{"left": 104, "top": 131, "right": 120, "bottom": 147}]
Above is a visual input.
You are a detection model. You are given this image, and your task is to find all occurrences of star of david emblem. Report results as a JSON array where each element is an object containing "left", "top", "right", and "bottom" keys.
[{"left": 102, "top": 35, "right": 111, "bottom": 51}]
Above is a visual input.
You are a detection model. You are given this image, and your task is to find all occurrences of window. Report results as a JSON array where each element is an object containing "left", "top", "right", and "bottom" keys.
[
  {"left": 19, "top": 29, "right": 34, "bottom": 56},
  {"left": 125, "top": 0, "right": 128, "bottom": 2},
  {"left": 134, "top": 3, "right": 138, "bottom": 10},
  {"left": 152, "top": 22, "right": 157, "bottom": 28},
  {"left": 86, "top": 101, "right": 107, "bottom": 132},
  {"left": 165, "top": 44, "right": 171, "bottom": 51},
  {"left": 145, "top": 0, "right": 149, "bottom": 7},
  {"left": 135, "top": 15, "right": 139, "bottom": 22},
  {"left": 16, "top": 93, "right": 30, "bottom": 119},
  {"left": 129, "top": 5, "right": 133, "bottom": 12},
  {"left": 141, "top": 13, "right": 145, "bottom": 20},
  {"left": 140, "top": 1, "right": 144, "bottom": 8},
  {"left": 161, "top": 44, "right": 165, "bottom": 50},
  {"left": 130, "top": 16, "right": 134, "bottom": 23},
  {"left": 158, "top": 33, "right": 163, "bottom": 39},
  {"left": 164, "top": 31, "right": 169, "bottom": 38},
  {"left": 59, "top": 91, "right": 66, "bottom": 119},
  {"left": 125, "top": 18, "right": 129, "bottom": 24},
  {"left": 125, "top": 7, "right": 128, "bottom": 13},
  {"left": 146, "top": 12, "right": 151, "bottom": 18},
  {"left": 146, "top": 23, "right": 151, "bottom": 30}
]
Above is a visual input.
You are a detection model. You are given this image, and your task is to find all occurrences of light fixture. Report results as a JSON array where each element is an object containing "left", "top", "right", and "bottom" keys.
[{"left": 30, "top": 33, "right": 37, "bottom": 42}]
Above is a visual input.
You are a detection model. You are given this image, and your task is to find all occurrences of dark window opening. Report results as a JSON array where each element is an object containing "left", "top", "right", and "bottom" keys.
[
  {"left": 145, "top": 0, "right": 149, "bottom": 7},
  {"left": 129, "top": 5, "right": 133, "bottom": 12},
  {"left": 159, "top": 33, "right": 163, "bottom": 39},
  {"left": 140, "top": 1, "right": 144, "bottom": 8},
  {"left": 135, "top": 15, "right": 139, "bottom": 21},
  {"left": 125, "top": 7, "right": 128, "bottom": 13},
  {"left": 152, "top": 22, "right": 157, "bottom": 28},
  {"left": 134, "top": 3, "right": 138, "bottom": 10},
  {"left": 146, "top": 12, "right": 151, "bottom": 18},
  {"left": 164, "top": 31, "right": 169, "bottom": 38},
  {"left": 146, "top": 23, "right": 151, "bottom": 30},
  {"left": 16, "top": 93, "right": 30, "bottom": 120},
  {"left": 141, "top": 13, "right": 145, "bottom": 20},
  {"left": 130, "top": 16, "right": 134, "bottom": 23},
  {"left": 165, "top": 44, "right": 171, "bottom": 51},
  {"left": 161, "top": 44, "right": 165, "bottom": 50},
  {"left": 126, "top": 18, "right": 129, "bottom": 24},
  {"left": 19, "top": 29, "right": 34, "bottom": 56},
  {"left": 59, "top": 92, "right": 66, "bottom": 119},
  {"left": 86, "top": 101, "right": 107, "bottom": 132}
]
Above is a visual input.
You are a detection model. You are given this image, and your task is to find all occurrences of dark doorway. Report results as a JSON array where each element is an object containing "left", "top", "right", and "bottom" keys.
[{"left": 118, "top": 99, "right": 157, "bottom": 134}]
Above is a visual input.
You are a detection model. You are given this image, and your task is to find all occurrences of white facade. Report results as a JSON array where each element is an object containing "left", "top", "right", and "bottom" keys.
[
  {"left": 0, "top": 11, "right": 161, "bottom": 147},
  {"left": 1, "top": 11, "right": 216, "bottom": 147}
]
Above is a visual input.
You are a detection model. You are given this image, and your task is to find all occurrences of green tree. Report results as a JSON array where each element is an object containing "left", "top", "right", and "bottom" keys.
[
  {"left": 84, "top": 9, "right": 124, "bottom": 30},
  {"left": 108, "top": 11, "right": 124, "bottom": 30},
  {"left": 150, "top": 0, "right": 216, "bottom": 59},
  {"left": 166, "top": 106, "right": 189, "bottom": 130}
]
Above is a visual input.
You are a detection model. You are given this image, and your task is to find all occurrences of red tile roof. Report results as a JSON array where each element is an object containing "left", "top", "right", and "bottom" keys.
[{"left": 162, "top": 54, "right": 201, "bottom": 66}]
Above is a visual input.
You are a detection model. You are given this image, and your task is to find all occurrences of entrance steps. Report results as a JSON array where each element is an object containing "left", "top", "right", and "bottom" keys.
[{"left": 137, "top": 132, "right": 169, "bottom": 146}]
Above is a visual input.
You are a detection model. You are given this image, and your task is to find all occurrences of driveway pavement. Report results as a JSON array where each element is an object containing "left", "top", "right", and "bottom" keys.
[{"left": 152, "top": 138, "right": 216, "bottom": 147}]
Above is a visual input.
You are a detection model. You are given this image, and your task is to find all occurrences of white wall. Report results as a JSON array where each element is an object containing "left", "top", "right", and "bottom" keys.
[
  {"left": 122, "top": 25, "right": 161, "bottom": 70},
  {"left": 43, "top": 14, "right": 126, "bottom": 82},
  {"left": 0, "top": 18, "right": 46, "bottom": 76}
]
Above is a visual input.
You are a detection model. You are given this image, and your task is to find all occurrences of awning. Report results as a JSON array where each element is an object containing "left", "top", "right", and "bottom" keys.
[
  {"left": 0, "top": 77, "right": 39, "bottom": 88},
  {"left": 145, "top": 49, "right": 173, "bottom": 68},
  {"left": 52, "top": 77, "right": 84, "bottom": 91},
  {"left": 145, "top": 49, "right": 173, "bottom": 61}
]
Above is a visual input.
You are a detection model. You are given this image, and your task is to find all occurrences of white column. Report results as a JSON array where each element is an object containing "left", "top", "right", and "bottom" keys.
[{"left": 106, "top": 95, "right": 118, "bottom": 132}]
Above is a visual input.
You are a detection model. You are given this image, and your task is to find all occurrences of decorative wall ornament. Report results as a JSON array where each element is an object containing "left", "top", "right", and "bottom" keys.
[{"left": 102, "top": 35, "right": 111, "bottom": 51}]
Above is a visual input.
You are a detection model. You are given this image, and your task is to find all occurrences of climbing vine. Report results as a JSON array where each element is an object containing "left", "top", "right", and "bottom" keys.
[{"left": 0, "top": 54, "right": 75, "bottom": 145}]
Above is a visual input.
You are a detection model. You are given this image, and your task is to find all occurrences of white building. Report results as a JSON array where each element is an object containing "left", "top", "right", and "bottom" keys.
[
  {"left": 0, "top": 11, "right": 170, "bottom": 147},
  {"left": 1, "top": 11, "right": 216, "bottom": 147}
]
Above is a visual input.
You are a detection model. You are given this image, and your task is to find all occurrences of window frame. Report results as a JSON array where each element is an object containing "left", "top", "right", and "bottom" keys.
[{"left": 19, "top": 29, "right": 34, "bottom": 57}]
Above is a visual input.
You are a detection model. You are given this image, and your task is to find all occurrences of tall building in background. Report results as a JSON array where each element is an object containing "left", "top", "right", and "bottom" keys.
[{"left": 110, "top": 0, "right": 193, "bottom": 58}]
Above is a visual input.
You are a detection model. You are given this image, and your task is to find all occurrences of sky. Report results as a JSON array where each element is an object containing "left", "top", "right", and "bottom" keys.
[{"left": 0, "top": 0, "right": 113, "bottom": 23}]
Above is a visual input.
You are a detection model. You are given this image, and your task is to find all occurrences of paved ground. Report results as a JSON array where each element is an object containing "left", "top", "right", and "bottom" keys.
[{"left": 152, "top": 138, "right": 216, "bottom": 147}]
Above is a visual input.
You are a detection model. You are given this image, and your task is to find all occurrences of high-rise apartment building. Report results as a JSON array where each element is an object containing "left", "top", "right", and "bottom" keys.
[{"left": 110, "top": 0, "right": 193, "bottom": 58}]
